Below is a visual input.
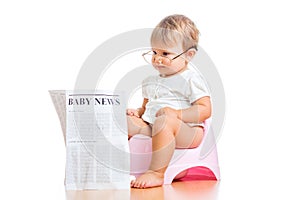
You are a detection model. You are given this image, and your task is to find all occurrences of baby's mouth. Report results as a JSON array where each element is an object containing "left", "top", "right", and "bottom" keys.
[{"left": 154, "top": 64, "right": 166, "bottom": 69}]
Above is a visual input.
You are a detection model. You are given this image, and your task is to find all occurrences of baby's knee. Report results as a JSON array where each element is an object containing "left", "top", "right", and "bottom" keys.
[{"left": 152, "top": 115, "right": 178, "bottom": 134}]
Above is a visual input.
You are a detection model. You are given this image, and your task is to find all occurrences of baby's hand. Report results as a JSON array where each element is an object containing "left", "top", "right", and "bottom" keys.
[
  {"left": 126, "top": 109, "right": 140, "bottom": 118},
  {"left": 155, "top": 107, "right": 180, "bottom": 118}
]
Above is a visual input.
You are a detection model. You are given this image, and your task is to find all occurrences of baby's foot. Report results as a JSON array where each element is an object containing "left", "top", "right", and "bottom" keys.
[{"left": 131, "top": 170, "right": 164, "bottom": 189}]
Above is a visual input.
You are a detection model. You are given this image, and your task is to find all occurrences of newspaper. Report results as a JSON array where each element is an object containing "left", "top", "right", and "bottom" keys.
[
  {"left": 50, "top": 90, "right": 130, "bottom": 190},
  {"left": 49, "top": 90, "right": 67, "bottom": 143}
]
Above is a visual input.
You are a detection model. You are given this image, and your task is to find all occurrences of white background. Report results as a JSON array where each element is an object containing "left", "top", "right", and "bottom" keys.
[{"left": 1, "top": 0, "right": 300, "bottom": 199}]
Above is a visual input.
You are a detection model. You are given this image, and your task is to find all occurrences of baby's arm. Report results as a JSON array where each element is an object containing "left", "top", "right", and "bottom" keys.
[
  {"left": 180, "top": 96, "right": 211, "bottom": 123},
  {"left": 156, "top": 96, "right": 211, "bottom": 123},
  {"left": 126, "top": 98, "right": 148, "bottom": 118}
]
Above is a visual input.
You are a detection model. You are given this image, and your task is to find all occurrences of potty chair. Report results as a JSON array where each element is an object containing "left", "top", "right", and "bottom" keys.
[{"left": 129, "top": 118, "right": 220, "bottom": 184}]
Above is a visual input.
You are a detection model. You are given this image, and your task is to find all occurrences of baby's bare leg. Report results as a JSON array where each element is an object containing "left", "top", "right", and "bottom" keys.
[
  {"left": 131, "top": 115, "right": 203, "bottom": 189},
  {"left": 127, "top": 115, "right": 151, "bottom": 138}
]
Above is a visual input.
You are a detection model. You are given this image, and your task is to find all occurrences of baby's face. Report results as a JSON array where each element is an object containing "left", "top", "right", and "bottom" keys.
[{"left": 150, "top": 44, "right": 190, "bottom": 77}]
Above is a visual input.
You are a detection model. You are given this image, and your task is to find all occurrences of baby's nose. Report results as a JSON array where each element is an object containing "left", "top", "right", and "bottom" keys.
[{"left": 154, "top": 57, "right": 163, "bottom": 64}]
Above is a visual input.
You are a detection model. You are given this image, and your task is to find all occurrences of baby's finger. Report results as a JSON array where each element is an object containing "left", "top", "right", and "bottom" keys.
[
  {"left": 126, "top": 109, "right": 133, "bottom": 115},
  {"left": 133, "top": 111, "right": 140, "bottom": 117}
]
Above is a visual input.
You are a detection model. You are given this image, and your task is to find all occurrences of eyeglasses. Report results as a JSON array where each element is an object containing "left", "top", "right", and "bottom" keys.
[{"left": 142, "top": 46, "right": 197, "bottom": 65}]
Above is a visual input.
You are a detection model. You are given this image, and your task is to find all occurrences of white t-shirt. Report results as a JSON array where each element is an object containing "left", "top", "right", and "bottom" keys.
[{"left": 141, "top": 68, "right": 210, "bottom": 125}]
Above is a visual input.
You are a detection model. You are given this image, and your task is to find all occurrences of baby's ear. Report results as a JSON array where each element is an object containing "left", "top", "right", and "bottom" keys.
[{"left": 186, "top": 49, "right": 197, "bottom": 61}]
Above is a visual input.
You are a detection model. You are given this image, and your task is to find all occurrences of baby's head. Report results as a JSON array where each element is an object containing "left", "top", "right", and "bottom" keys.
[{"left": 151, "top": 14, "right": 200, "bottom": 51}]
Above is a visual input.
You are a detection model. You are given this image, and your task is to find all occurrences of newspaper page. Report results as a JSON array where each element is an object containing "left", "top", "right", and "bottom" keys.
[
  {"left": 49, "top": 90, "right": 67, "bottom": 143},
  {"left": 65, "top": 91, "right": 130, "bottom": 190}
]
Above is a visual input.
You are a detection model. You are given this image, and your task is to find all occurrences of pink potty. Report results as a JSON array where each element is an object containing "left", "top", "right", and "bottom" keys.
[{"left": 129, "top": 118, "right": 220, "bottom": 184}]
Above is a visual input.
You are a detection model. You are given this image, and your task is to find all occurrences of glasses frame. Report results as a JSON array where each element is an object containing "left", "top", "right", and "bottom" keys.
[{"left": 142, "top": 46, "right": 198, "bottom": 64}]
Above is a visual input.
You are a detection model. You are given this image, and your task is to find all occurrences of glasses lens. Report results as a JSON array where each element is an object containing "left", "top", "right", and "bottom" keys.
[{"left": 143, "top": 52, "right": 153, "bottom": 64}]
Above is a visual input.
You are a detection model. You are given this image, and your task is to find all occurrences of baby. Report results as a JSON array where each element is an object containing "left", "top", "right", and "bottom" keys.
[{"left": 127, "top": 14, "right": 211, "bottom": 188}]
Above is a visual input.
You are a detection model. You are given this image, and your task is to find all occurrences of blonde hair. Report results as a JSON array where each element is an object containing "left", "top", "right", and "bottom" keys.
[{"left": 151, "top": 14, "right": 200, "bottom": 50}]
